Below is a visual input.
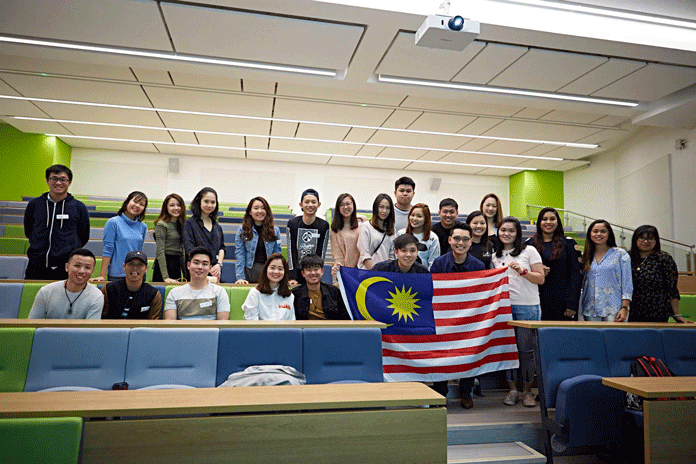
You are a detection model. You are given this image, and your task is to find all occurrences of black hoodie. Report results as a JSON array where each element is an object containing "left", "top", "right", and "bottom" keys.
[{"left": 24, "top": 192, "right": 90, "bottom": 266}]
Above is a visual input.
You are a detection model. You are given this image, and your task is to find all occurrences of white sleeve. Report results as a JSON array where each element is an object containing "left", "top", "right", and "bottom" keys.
[
  {"left": 242, "top": 288, "right": 260, "bottom": 320},
  {"left": 527, "top": 246, "right": 543, "bottom": 266},
  {"left": 429, "top": 237, "right": 441, "bottom": 268},
  {"left": 85, "top": 289, "right": 104, "bottom": 319},
  {"left": 28, "top": 286, "right": 49, "bottom": 319},
  {"left": 216, "top": 286, "right": 230, "bottom": 314},
  {"left": 357, "top": 224, "right": 372, "bottom": 265},
  {"left": 285, "top": 294, "right": 296, "bottom": 320},
  {"left": 165, "top": 287, "right": 178, "bottom": 311}
]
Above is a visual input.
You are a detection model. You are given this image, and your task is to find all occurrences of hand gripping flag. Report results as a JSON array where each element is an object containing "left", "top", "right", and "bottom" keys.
[{"left": 338, "top": 266, "right": 519, "bottom": 382}]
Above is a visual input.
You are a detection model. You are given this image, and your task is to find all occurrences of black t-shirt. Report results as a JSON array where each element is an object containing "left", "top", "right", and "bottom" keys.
[
  {"left": 432, "top": 221, "right": 464, "bottom": 254},
  {"left": 253, "top": 224, "right": 267, "bottom": 264},
  {"left": 468, "top": 240, "right": 494, "bottom": 269}
]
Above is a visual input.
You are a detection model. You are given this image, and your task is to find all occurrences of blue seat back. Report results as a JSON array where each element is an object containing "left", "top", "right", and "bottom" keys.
[
  {"left": 220, "top": 262, "right": 236, "bottom": 284},
  {"left": 152, "top": 285, "right": 166, "bottom": 311},
  {"left": 125, "top": 328, "right": 219, "bottom": 389},
  {"left": 89, "top": 227, "right": 104, "bottom": 240},
  {"left": 603, "top": 328, "right": 665, "bottom": 377},
  {"left": 537, "top": 328, "right": 609, "bottom": 408},
  {"left": 661, "top": 329, "right": 696, "bottom": 376},
  {"left": 83, "top": 240, "right": 103, "bottom": 256},
  {"left": 24, "top": 328, "right": 129, "bottom": 391},
  {"left": 216, "top": 328, "right": 302, "bottom": 386},
  {"left": 302, "top": 328, "right": 383, "bottom": 384},
  {"left": 0, "top": 256, "right": 28, "bottom": 280},
  {"left": 142, "top": 242, "right": 157, "bottom": 258},
  {"left": 0, "top": 283, "right": 23, "bottom": 318}
]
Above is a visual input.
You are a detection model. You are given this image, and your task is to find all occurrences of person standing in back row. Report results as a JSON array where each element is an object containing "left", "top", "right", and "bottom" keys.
[
  {"left": 393, "top": 177, "right": 415, "bottom": 232},
  {"left": 286, "top": 189, "right": 330, "bottom": 285},
  {"left": 24, "top": 165, "right": 90, "bottom": 280}
]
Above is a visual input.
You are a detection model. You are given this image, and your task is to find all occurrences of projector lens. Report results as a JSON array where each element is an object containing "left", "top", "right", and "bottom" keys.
[{"left": 448, "top": 16, "right": 464, "bottom": 31}]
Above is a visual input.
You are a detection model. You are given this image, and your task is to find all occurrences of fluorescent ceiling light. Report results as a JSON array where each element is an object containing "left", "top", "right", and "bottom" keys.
[
  {"left": 378, "top": 75, "right": 639, "bottom": 108},
  {"left": 14, "top": 116, "right": 568, "bottom": 161},
  {"left": 0, "top": 95, "right": 598, "bottom": 149},
  {"left": 46, "top": 133, "right": 535, "bottom": 171},
  {"left": 0, "top": 35, "right": 337, "bottom": 77}
]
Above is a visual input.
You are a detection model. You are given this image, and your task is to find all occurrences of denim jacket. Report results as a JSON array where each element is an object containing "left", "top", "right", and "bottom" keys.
[{"left": 235, "top": 225, "right": 282, "bottom": 280}]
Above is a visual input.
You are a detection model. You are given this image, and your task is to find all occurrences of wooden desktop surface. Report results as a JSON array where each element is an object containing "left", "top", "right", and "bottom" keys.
[
  {"left": 602, "top": 376, "right": 696, "bottom": 398},
  {"left": 508, "top": 321, "right": 696, "bottom": 329},
  {"left": 0, "top": 382, "right": 444, "bottom": 418},
  {"left": 0, "top": 318, "right": 386, "bottom": 329}
]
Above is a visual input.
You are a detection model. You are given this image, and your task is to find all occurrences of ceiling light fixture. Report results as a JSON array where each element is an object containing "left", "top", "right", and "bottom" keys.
[
  {"left": 378, "top": 75, "right": 639, "bottom": 108},
  {"left": 0, "top": 95, "right": 599, "bottom": 148},
  {"left": 14, "top": 116, "right": 569, "bottom": 161},
  {"left": 0, "top": 34, "right": 337, "bottom": 77},
  {"left": 46, "top": 133, "right": 536, "bottom": 171}
]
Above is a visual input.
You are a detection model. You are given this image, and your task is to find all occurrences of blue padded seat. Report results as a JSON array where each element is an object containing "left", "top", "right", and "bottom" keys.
[
  {"left": 142, "top": 242, "right": 157, "bottom": 258},
  {"left": 216, "top": 328, "right": 302, "bottom": 386},
  {"left": 661, "top": 329, "right": 696, "bottom": 376},
  {"left": 152, "top": 285, "right": 166, "bottom": 309},
  {"left": 302, "top": 328, "right": 383, "bottom": 384},
  {"left": 89, "top": 227, "right": 104, "bottom": 240},
  {"left": 0, "top": 256, "right": 29, "bottom": 280},
  {"left": 24, "top": 328, "right": 129, "bottom": 391},
  {"left": 125, "top": 328, "right": 219, "bottom": 389},
  {"left": 83, "top": 240, "right": 103, "bottom": 256},
  {"left": 603, "top": 328, "right": 665, "bottom": 377},
  {"left": 0, "top": 282, "right": 24, "bottom": 318},
  {"left": 220, "top": 262, "right": 236, "bottom": 284},
  {"left": 537, "top": 328, "right": 609, "bottom": 408}
]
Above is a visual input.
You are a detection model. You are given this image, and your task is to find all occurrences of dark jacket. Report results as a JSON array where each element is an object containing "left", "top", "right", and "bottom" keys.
[
  {"left": 430, "top": 251, "right": 485, "bottom": 274},
  {"left": 372, "top": 259, "right": 430, "bottom": 274},
  {"left": 183, "top": 217, "right": 225, "bottom": 265},
  {"left": 293, "top": 282, "right": 350, "bottom": 320},
  {"left": 24, "top": 192, "right": 90, "bottom": 266},
  {"left": 101, "top": 278, "right": 162, "bottom": 319}
]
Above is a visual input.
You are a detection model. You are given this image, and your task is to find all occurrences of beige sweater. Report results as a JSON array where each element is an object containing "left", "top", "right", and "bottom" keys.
[{"left": 330, "top": 225, "right": 361, "bottom": 268}]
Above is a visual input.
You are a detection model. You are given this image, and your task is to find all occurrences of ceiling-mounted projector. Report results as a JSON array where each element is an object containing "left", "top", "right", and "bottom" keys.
[{"left": 415, "top": 15, "right": 480, "bottom": 51}]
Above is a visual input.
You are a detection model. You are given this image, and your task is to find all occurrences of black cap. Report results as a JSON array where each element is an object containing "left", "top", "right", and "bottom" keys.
[
  {"left": 301, "top": 188, "right": 319, "bottom": 202},
  {"left": 125, "top": 250, "right": 148, "bottom": 265}
]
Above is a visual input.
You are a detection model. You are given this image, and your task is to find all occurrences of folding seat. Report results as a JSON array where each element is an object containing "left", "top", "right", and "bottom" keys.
[{"left": 0, "top": 282, "right": 24, "bottom": 318}]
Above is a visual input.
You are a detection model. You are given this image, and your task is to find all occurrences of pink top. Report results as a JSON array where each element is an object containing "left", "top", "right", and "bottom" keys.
[{"left": 330, "top": 225, "right": 361, "bottom": 268}]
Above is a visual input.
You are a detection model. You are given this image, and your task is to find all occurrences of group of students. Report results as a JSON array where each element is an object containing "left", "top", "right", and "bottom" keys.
[{"left": 23, "top": 165, "right": 690, "bottom": 409}]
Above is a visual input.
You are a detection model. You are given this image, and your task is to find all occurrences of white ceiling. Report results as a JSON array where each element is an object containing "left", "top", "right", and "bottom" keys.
[{"left": 1, "top": 0, "right": 696, "bottom": 175}]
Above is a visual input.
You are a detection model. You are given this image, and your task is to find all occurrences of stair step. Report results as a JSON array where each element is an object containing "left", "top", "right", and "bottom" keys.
[{"left": 448, "top": 441, "right": 546, "bottom": 464}]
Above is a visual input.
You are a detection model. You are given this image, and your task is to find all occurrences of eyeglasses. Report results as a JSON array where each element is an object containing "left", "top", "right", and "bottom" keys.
[
  {"left": 339, "top": 202, "right": 353, "bottom": 208},
  {"left": 637, "top": 237, "right": 656, "bottom": 243},
  {"left": 48, "top": 176, "right": 70, "bottom": 184},
  {"left": 451, "top": 236, "right": 471, "bottom": 243}
]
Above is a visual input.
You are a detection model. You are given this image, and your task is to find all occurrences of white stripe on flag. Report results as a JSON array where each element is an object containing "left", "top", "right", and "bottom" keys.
[
  {"left": 432, "top": 272, "right": 508, "bottom": 288},
  {"left": 383, "top": 344, "right": 520, "bottom": 367},
  {"left": 383, "top": 328, "right": 516, "bottom": 352}
]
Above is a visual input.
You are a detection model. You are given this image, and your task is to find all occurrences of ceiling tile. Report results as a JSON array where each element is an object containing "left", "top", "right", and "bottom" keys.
[
  {"left": 376, "top": 147, "right": 429, "bottom": 160},
  {"left": 475, "top": 167, "right": 525, "bottom": 176},
  {"left": 170, "top": 72, "right": 241, "bottom": 91},
  {"left": 61, "top": 123, "right": 174, "bottom": 142},
  {"left": 143, "top": 85, "right": 272, "bottom": 116},
  {"left": 458, "top": 138, "right": 496, "bottom": 151},
  {"left": 243, "top": 79, "right": 276, "bottom": 94},
  {"left": 400, "top": 95, "right": 523, "bottom": 117},
  {"left": 195, "top": 132, "right": 246, "bottom": 149},
  {"left": 154, "top": 144, "right": 241, "bottom": 158},
  {"left": 489, "top": 49, "right": 607, "bottom": 92},
  {"left": 511, "top": 107, "right": 553, "bottom": 119},
  {"left": 574, "top": 128, "right": 626, "bottom": 145},
  {"left": 589, "top": 115, "right": 629, "bottom": 127},
  {"left": 518, "top": 144, "right": 558, "bottom": 157},
  {"left": 368, "top": 129, "right": 465, "bottom": 150},
  {"left": 483, "top": 119, "right": 601, "bottom": 142},
  {"left": 0, "top": 80, "right": 50, "bottom": 118},
  {"left": 276, "top": 83, "right": 406, "bottom": 106},
  {"left": 31, "top": 103, "right": 166, "bottom": 126},
  {"left": 170, "top": 131, "right": 198, "bottom": 145},
  {"left": 407, "top": 112, "right": 477, "bottom": 132},
  {"left": 555, "top": 160, "right": 591, "bottom": 171},
  {"left": 452, "top": 43, "right": 528, "bottom": 84},
  {"left": 270, "top": 121, "right": 298, "bottom": 138},
  {"left": 404, "top": 163, "right": 482, "bottom": 175},
  {"left": 458, "top": 117, "right": 504, "bottom": 135},
  {"left": 381, "top": 110, "right": 422, "bottom": 129},
  {"left": 274, "top": 99, "right": 393, "bottom": 126},
  {"left": 159, "top": 112, "right": 270, "bottom": 135},
  {"left": 67, "top": 138, "right": 159, "bottom": 153},
  {"left": 542, "top": 146, "right": 598, "bottom": 160},
  {"left": 376, "top": 32, "right": 486, "bottom": 81},
  {"left": 539, "top": 110, "right": 607, "bottom": 124},
  {"left": 328, "top": 156, "right": 409, "bottom": 170},
  {"left": 245, "top": 135, "right": 269, "bottom": 151},
  {"left": 161, "top": 3, "right": 362, "bottom": 70},
  {"left": 6, "top": 119, "right": 69, "bottom": 135},
  {"left": 514, "top": 158, "right": 567, "bottom": 170},
  {"left": 269, "top": 138, "right": 358, "bottom": 156},
  {"left": 131, "top": 68, "right": 171, "bottom": 85},
  {"left": 0, "top": 54, "right": 137, "bottom": 81},
  {"left": 478, "top": 139, "right": 541, "bottom": 155},
  {"left": 355, "top": 145, "right": 385, "bottom": 157},
  {"left": 343, "top": 127, "right": 376, "bottom": 144},
  {"left": 249, "top": 151, "right": 330, "bottom": 165},
  {"left": 557, "top": 58, "right": 645, "bottom": 95},
  {"left": 295, "top": 124, "right": 350, "bottom": 141},
  {"left": 592, "top": 63, "right": 696, "bottom": 101}
]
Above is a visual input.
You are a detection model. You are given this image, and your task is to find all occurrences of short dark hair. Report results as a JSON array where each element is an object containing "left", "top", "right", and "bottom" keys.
[
  {"left": 439, "top": 198, "right": 458, "bottom": 210},
  {"left": 45, "top": 165, "right": 73, "bottom": 182},
  {"left": 117, "top": 191, "right": 148, "bottom": 222},
  {"left": 191, "top": 187, "right": 219, "bottom": 221},
  {"left": 451, "top": 223, "right": 472, "bottom": 236},
  {"left": 68, "top": 248, "right": 95, "bottom": 263},
  {"left": 187, "top": 246, "right": 214, "bottom": 264},
  {"left": 299, "top": 254, "right": 324, "bottom": 270},
  {"left": 394, "top": 233, "right": 419, "bottom": 250},
  {"left": 394, "top": 176, "right": 415, "bottom": 191},
  {"left": 630, "top": 225, "right": 661, "bottom": 264}
]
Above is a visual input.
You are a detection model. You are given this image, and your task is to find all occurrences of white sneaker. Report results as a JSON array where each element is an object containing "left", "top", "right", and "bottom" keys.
[{"left": 504, "top": 390, "right": 519, "bottom": 406}]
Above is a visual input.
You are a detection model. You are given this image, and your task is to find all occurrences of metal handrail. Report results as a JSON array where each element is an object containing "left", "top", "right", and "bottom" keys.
[{"left": 525, "top": 204, "right": 695, "bottom": 250}]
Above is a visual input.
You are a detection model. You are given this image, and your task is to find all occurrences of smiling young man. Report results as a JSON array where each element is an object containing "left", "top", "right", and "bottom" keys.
[
  {"left": 430, "top": 223, "right": 485, "bottom": 409},
  {"left": 372, "top": 234, "right": 429, "bottom": 274},
  {"left": 101, "top": 251, "right": 161, "bottom": 319},
  {"left": 286, "top": 189, "right": 330, "bottom": 284},
  {"left": 164, "top": 247, "right": 230, "bottom": 320},
  {"left": 28, "top": 248, "right": 103, "bottom": 319},
  {"left": 393, "top": 177, "right": 415, "bottom": 232},
  {"left": 292, "top": 254, "right": 349, "bottom": 320},
  {"left": 432, "top": 198, "right": 464, "bottom": 255},
  {"left": 23, "top": 165, "right": 91, "bottom": 280}
]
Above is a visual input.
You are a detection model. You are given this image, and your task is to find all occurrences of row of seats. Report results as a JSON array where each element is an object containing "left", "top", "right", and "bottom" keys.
[
  {"left": 537, "top": 327, "right": 696, "bottom": 451},
  {"left": 0, "top": 224, "right": 290, "bottom": 239},
  {"left": 0, "top": 326, "right": 383, "bottom": 392}
]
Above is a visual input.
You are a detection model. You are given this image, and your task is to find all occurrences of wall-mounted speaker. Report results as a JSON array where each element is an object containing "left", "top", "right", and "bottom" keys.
[
  {"left": 430, "top": 177, "right": 442, "bottom": 191},
  {"left": 168, "top": 158, "right": 180, "bottom": 174}
]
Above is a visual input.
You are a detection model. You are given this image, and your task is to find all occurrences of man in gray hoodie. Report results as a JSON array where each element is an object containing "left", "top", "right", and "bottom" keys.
[{"left": 23, "top": 165, "right": 90, "bottom": 280}]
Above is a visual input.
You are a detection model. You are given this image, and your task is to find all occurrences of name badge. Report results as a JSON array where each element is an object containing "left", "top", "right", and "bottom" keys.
[
  {"left": 200, "top": 301, "right": 213, "bottom": 308},
  {"left": 56, "top": 214, "right": 69, "bottom": 220},
  {"left": 140, "top": 306, "right": 150, "bottom": 312}
]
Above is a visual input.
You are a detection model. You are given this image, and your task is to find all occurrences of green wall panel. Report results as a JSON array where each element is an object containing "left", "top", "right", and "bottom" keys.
[{"left": 509, "top": 170, "right": 564, "bottom": 220}]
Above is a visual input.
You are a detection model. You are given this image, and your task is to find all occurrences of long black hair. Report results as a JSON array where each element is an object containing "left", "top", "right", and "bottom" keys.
[
  {"left": 466, "top": 210, "right": 489, "bottom": 247},
  {"left": 581, "top": 219, "right": 617, "bottom": 272},
  {"left": 495, "top": 216, "right": 525, "bottom": 257},
  {"left": 331, "top": 193, "right": 358, "bottom": 233},
  {"left": 529, "top": 207, "right": 565, "bottom": 260},
  {"left": 191, "top": 187, "right": 219, "bottom": 221},
  {"left": 370, "top": 193, "right": 395, "bottom": 235}
]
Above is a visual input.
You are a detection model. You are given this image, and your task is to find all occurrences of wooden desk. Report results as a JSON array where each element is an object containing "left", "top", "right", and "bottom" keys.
[
  {"left": 0, "top": 382, "right": 446, "bottom": 464},
  {"left": 0, "top": 318, "right": 386, "bottom": 329},
  {"left": 509, "top": 321, "right": 696, "bottom": 329},
  {"left": 603, "top": 377, "right": 696, "bottom": 464}
]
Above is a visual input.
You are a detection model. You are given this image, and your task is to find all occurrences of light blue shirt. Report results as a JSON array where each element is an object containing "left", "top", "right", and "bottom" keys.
[
  {"left": 103, "top": 214, "right": 147, "bottom": 278},
  {"left": 581, "top": 247, "right": 633, "bottom": 318}
]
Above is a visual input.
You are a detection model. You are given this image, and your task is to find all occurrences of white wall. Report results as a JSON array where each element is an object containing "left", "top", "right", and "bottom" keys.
[
  {"left": 565, "top": 126, "right": 696, "bottom": 248},
  {"left": 70, "top": 148, "right": 510, "bottom": 217}
]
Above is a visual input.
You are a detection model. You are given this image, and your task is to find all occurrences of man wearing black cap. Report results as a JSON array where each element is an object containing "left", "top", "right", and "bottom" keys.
[
  {"left": 286, "top": 188, "right": 329, "bottom": 284},
  {"left": 101, "top": 250, "right": 162, "bottom": 319}
]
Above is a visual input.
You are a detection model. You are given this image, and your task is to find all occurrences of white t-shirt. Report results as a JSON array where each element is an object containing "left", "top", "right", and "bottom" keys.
[
  {"left": 165, "top": 283, "right": 230, "bottom": 320},
  {"left": 492, "top": 246, "right": 542, "bottom": 305},
  {"left": 242, "top": 287, "right": 295, "bottom": 321}
]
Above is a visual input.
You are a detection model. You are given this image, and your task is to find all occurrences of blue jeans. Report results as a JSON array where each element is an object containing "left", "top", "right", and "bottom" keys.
[{"left": 507, "top": 304, "right": 541, "bottom": 383}]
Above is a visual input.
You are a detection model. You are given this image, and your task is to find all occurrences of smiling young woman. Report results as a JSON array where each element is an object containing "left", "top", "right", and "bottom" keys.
[
  {"left": 183, "top": 187, "right": 226, "bottom": 283},
  {"left": 235, "top": 196, "right": 282, "bottom": 284},
  {"left": 356, "top": 193, "right": 396, "bottom": 270},
  {"left": 397, "top": 203, "right": 440, "bottom": 270},
  {"left": 242, "top": 253, "right": 295, "bottom": 321},
  {"left": 152, "top": 193, "right": 187, "bottom": 283}
]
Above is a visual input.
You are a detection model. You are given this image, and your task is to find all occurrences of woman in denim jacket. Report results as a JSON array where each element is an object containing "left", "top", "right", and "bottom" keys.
[{"left": 235, "top": 197, "right": 282, "bottom": 284}]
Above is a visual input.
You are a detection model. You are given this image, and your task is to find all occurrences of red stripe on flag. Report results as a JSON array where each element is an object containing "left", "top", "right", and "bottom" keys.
[
  {"left": 383, "top": 336, "right": 518, "bottom": 360},
  {"left": 382, "top": 321, "right": 514, "bottom": 343},
  {"left": 433, "top": 307, "right": 511, "bottom": 327},
  {"left": 384, "top": 351, "right": 519, "bottom": 374},
  {"left": 433, "top": 279, "right": 506, "bottom": 296},
  {"left": 432, "top": 268, "right": 507, "bottom": 281},
  {"left": 432, "top": 292, "right": 510, "bottom": 312}
]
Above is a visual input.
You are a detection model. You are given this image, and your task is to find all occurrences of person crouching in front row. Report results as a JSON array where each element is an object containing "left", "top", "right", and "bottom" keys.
[
  {"left": 293, "top": 254, "right": 349, "bottom": 320},
  {"left": 372, "top": 234, "right": 429, "bottom": 274}
]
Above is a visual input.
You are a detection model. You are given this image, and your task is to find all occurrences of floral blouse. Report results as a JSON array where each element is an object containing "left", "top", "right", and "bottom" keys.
[
  {"left": 581, "top": 247, "right": 633, "bottom": 318},
  {"left": 630, "top": 250, "right": 680, "bottom": 322}
]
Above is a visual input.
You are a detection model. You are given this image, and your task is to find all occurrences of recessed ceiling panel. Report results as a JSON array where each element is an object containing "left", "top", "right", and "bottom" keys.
[
  {"left": 6, "top": 119, "right": 68, "bottom": 135},
  {"left": 274, "top": 99, "right": 393, "bottom": 126},
  {"left": 592, "top": 63, "right": 696, "bottom": 101},
  {"left": 328, "top": 156, "right": 409, "bottom": 170},
  {"left": 489, "top": 49, "right": 607, "bottom": 91},
  {"left": 269, "top": 138, "right": 358, "bottom": 156},
  {"left": 170, "top": 72, "right": 241, "bottom": 91},
  {"left": 0, "top": 79, "right": 49, "bottom": 117},
  {"left": 277, "top": 83, "right": 406, "bottom": 106},
  {"left": 558, "top": 58, "right": 645, "bottom": 95},
  {"left": 61, "top": 123, "right": 174, "bottom": 142},
  {"left": 368, "top": 129, "right": 465, "bottom": 150},
  {"left": 0, "top": 54, "right": 137, "bottom": 81},
  {"left": 343, "top": 127, "right": 376, "bottom": 144},
  {"left": 31, "top": 103, "right": 166, "bottom": 127},
  {"left": 355, "top": 145, "right": 384, "bottom": 157},
  {"left": 195, "top": 132, "right": 246, "bottom": 148},
  {"left": 161, "top": 3, "right": 363, "bottom": 70},
  {"left": 376, "top": 147, "right": 428, "bottom": 160},
  {"left": 452, "top": 43, "right": 528, "bottom": 84},
  {"left": 381, "top": 110, "right": 422, "bottom": 129},
  {"left": 539, "top": 110, "right": 607, "bottom": 124},
  {"left": 407, "top": 112, "right": 477, "bottom": 132},
  {"left": 143, "top": 86, "right": 272, "bottom": 116},
  {"left": 131, "top": 68, "right": 171, "bottom": 85},
  {"left": 440, "top": 152, "right": 528, "bottom": 167},
  {"left": 0, "top": 0, "right": 172, "bottom": 50},
  {"left": 158, "top": 112, "right": 270, "bottom": 135},
  {"left": 294, "top": 124, "right": 350, "bottom": 141},
  {"left": 376, "top": 32, "right": 486, "bottom": 81},
  {"left": 459, "top": 117, "right": 504, "bottom": 135},
  {"left": 400, "top": 95, "right": 523, "bottom": 117},
  {"left": 249, "top": 151, "right": 330, "bottom": 165},
  {"left": 66, "top": 138, "right": 158, "bottom": 153},
  {"left": 511, "top": 107, "right": 553, "bottom": 119},
  {"left": 483, "top": 119, "right": 601, "bottom": 142},
  {"left": 243, "top": 79, "right": 276, "bottom": 94},
  {"left": 270, "top": 121, "right": 298, "bottom": 138},
  {"left": 479, "top": 139, "right": 542, "bottom": 155},
  {"left": 170, "top": 131, "right": 198, "bottom": 145}
]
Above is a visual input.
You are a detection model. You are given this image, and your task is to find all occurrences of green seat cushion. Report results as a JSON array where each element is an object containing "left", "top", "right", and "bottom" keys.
[
  {"left": 679, "top": 295, "right": 696, "bottom": 320},
  {"left": 0, "top": 328, "right": 35, "bottom": 391},
  {"left": 0, "top": 237, "right": 29, "bottom": 255},
  {"left": 3, "top": 225, "right": 25, "bottom": 238},
  {"left": 227, "top": 286, "right": 251, "bottom": 320},
  {"left": 1, "top": 417, "right": 82, "bottom": 464},
  {"left": 18, "top": 283, "right": 50, "bottom": 319}
]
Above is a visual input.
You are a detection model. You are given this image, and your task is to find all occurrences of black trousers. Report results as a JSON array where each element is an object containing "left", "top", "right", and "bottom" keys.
[
  {"left": 432, "top": 377, "right": 475, "bottom": 397},
  {"left": 25, "top": 258, "right": 69, "bottom": 280},
  {"left": 152, "top": 253, "right": 185, "bottom": 282}
]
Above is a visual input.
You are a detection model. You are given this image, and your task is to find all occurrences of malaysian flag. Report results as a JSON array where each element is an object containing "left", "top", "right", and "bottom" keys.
[{"left": 338, "top": 266, "right": 519, "bottom": 382}]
